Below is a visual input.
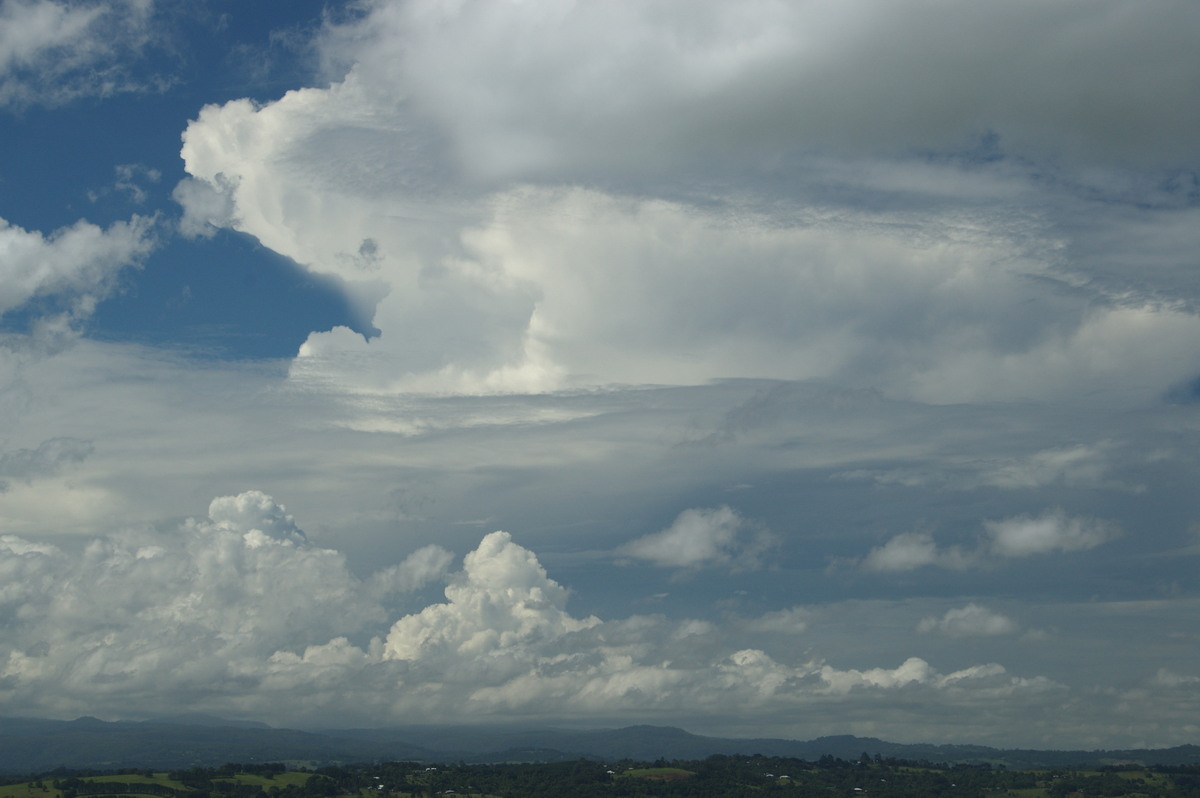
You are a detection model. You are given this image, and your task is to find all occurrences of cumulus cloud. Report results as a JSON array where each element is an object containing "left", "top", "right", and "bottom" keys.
[
  {"left": 0, "top": 491, "right": 397, "bottom": 718},
  {"left": 383, "top": 530, "right": 600, "bottom": 664},
  {"left": 862, "top": 532, "right": 972, "bottom": 573},
  {"left": 207, "top": 490, "right": 307, "bottom": 544},
  {"left": 172, "top": 176, "right": 237, "bottom": 238},
  {"left": 366, "top": 544, "right": 455, "bottom": 597},
  {"left": 1153, "top": 668, "right": 1200, "bottom": 688},
  {"left": 863, "top": 511, "right": 1119, "bottom": 572},
  {"left": 985, "top": 510, "right": 1119, "bottom": 557},
  {"left": 618, "top": 506, "right": 775, "bottom": 570},
  {"left": 744, "top": 606, "right": 809, "bottom": 635},
  {"left": 0, "top": 493, "right": 1058, "bottom": 733},
  {"left": 0, "top": 0, "right": 161, "bottom": 108},
  {"left": 378, "top": 534, "right": 1044, "bottom": 722},
  {"left": 0, "top": 214, "right": 155, "bottom": 321},
  {"left": 917, "top": 604, "right": 1019, "bottom": 637}
]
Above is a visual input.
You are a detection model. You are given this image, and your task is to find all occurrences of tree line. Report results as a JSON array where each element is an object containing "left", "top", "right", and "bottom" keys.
[{"left": 15, "top": 753, "right": 1200, "bottom": 798}]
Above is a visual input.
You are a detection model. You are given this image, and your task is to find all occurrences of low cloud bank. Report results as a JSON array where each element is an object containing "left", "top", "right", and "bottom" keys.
[{"left": 0, "top": 490, "right": 1053, "bottom": 735}]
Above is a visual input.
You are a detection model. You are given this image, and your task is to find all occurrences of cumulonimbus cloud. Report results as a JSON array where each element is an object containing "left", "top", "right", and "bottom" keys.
[{"left": 174, "top": 0, "right": 1200, "bottom": 404}]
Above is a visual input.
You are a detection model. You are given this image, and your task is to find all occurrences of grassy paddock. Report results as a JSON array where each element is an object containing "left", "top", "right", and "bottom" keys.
[
  {"left": 83, "top": 775, "right": 187, "bottom": 790},
  {"left": 620, "top": 767, "right": 693, "bottom": 780},
  {"left": 220, "top": 773, "right": 312, "bottom": 788}
]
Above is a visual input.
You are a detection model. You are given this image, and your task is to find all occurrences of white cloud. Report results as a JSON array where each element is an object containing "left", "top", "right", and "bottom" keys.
[
  {"left": 985, "top": 510, "right": 1119, "bottom": 557},
  {"left": 5, "top": 0, "right": 1199, "bottom": 749},
  {"left": 977, "top": 445, "right": 1113, "bottom": 490},
  {"left": 174, "top": 2, "right": 1200, "bottom": 406},
  {"left": 0, "top": 495, "right": 1064, "bottom": 736},
  {"left": 367, "top": 544, "right": 455, "bottom": 597},
  {"left": 0, "top": 215, "right": 155, "bottom": 320},
  {"left": 383, "top": 530, "right": 600, "bottom": 665},
  {"left": 863, "top": 511, "right": 1119, "bottom": 572},
  {"left": 618, "top": 506, "right": 774, "bottom": 570},
  {"left": 745, "top": 606, "right": 809, "bottom": 635},
  {"left": 862, "top": 532, "right": 972, "bottom": 573},
  {"left": 0, "top": 0, "right": 160, "bottom": 108},
  {"left": 0, "top": 0, "right": 100, "bottom": 73},
  {"left": 172, "top": 176, "right": 237, "bottom": 238},
  {"left": 917, "top": 604, "right": 1019, "bottom": 637},
  {"left": 207, "top": 490, "right": 307, "bottom": 544},
  {"left": 0, "top": 491, "right": 395, "bottom": 718}
]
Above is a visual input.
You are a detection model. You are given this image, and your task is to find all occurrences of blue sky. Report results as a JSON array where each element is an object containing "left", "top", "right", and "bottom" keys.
[{"left": 3, "top": 0, "right": 1200, "bottom": 750}]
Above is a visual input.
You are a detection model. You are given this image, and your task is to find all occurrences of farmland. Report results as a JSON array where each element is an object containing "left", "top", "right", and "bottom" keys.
[{"left": 3, "top": 755, "right": 1200, "bottom": 798}]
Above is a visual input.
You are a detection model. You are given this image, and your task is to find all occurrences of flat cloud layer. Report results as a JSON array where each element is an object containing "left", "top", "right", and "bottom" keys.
[{"left": 3, "top": 0, "right": 1200, "bottom": 750}]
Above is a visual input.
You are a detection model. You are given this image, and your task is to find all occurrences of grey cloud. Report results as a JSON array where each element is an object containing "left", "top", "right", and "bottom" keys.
[
  {"left": 985, "top": 510, "right": 1119, "bottom": 557},
  {"left": 180, "top": 14, "right": 1200, "bottom": 404},
  {"left": 366, "top": 544, "right": 454, "bottom": 597},
  {"left": 917, "top": 604, "right": 1020, "bottom": 637},
  {"left": 862, "top": 510, "right": 1119, "bottom": 572},
  {"left": 744, "top": 607, "right": 809, "bottom": 635},
  {"left": 862, "top": 532, "right": 972, "bottom": 573},
  {"left": 172, "top": 176, "right": 238, "bottom": 239},
  {"left": 207, "top": 490, "right": 307, "bottom": 544},
  {"left": 328, "top": 0, "right": 1200, "bottom": 183},
  {"left": 618, "top": 506, "right": 775, "bottom": 571},
  {"left": 0, "top": 437, "right": 92, "bottom": 486}
]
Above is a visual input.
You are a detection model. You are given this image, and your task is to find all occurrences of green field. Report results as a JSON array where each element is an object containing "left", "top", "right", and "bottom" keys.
[
  {"left": 2, "top": 757, "right": 1198, "bottom": 798},
  {"left": 620, "top": 767, "right": 694, "bottom": 779}
]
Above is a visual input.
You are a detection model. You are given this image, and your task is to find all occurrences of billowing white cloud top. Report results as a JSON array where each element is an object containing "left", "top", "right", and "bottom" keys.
[
  {"left": 175, "top": 0, "right": 1200, "bottom": 402},
  {"left": 0, "top": 490, "right": 1069, "bottom": 739}
]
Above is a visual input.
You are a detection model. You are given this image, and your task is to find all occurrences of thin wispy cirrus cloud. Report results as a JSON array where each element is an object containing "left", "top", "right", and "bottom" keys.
[{"left": 2, "top": 0, "right": 1200, "bottom": 751}]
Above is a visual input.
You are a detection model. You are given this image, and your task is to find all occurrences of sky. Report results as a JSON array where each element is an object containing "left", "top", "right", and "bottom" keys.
[{"left": 2, "top": 0, "right": 1200, "bottom": 751}]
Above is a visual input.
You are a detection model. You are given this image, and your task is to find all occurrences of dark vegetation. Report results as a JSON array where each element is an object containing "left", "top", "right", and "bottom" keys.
[
  {"left": 5, "top": 756, "right": 1200, "bottom": 798},
  {"left": 4, "top": 718, "right": 1200, "bottom": 774}
]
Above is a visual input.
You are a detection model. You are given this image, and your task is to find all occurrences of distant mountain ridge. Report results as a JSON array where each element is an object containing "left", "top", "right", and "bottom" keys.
[{"left": 1, "top": 716, "right": 1197, "bottom": 774}]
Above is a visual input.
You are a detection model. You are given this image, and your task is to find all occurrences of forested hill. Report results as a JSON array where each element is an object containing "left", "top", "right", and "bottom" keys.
[{"left": 1, "top": 717, "right": 1197, "bottom": 774}]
